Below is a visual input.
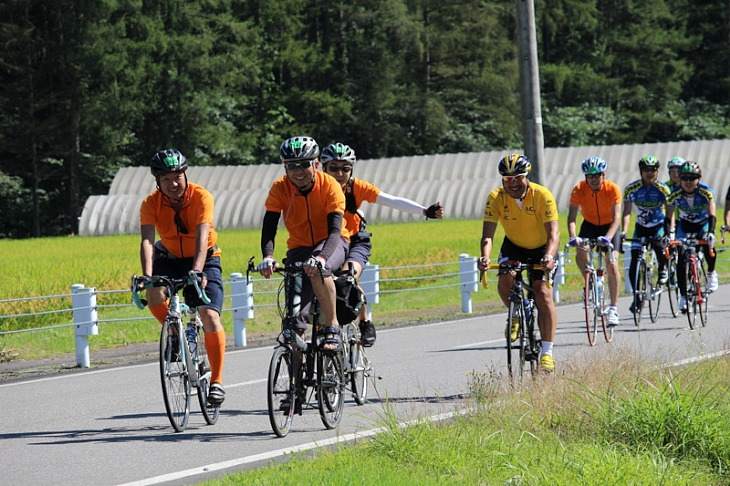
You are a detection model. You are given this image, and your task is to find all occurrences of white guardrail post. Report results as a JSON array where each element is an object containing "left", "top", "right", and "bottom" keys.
[
  {"left": 554, "top": 250, "right": 566, "bottom": 303},
  {"left": 622, "top": 241, "right": 633, "bottom": 293},
  {"left": 71, "top": 284, "right": 98, "bottom": 368},
  {"left": 230, "top": 272, "right": 253, "bottom": 347},
  {"left": 459, "top": 254, "right": 478, "bottom": 313},
  {"left": 361, "top": 264, "right": 380, "bottom": 321}
]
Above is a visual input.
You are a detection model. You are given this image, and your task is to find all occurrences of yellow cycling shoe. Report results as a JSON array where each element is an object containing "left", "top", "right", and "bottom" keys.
[
  {"left": 505, "top": 317, "right": 519, "bottom": 342},
  {"left": 539, "top": 354, "right": 555, "bottom": 373}
]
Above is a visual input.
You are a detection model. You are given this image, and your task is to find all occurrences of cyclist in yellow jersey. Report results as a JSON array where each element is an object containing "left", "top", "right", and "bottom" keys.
[{"left": 477, "top": 154, "right": 560, "bottom": 373}]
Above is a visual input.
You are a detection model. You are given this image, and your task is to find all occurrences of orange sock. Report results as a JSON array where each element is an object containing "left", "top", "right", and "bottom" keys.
[
  {"left": 204, "top": 329, "right": 226, "bottom": 385},
  {"left": 149, "top": 301, "right": 169, "bottom": 324}
]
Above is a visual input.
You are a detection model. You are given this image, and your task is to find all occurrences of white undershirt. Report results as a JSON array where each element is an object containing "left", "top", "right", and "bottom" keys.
[{"left": 374, "top": 192, "right": 425, "bottom": 215}]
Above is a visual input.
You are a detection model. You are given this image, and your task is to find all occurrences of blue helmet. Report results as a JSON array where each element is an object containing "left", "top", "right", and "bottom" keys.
[
  {"left": 667, "top": 156, "right": 686, "bottom": 169},
  {"left": 581, "top": 156, "right": 607, "bottom": 175}
]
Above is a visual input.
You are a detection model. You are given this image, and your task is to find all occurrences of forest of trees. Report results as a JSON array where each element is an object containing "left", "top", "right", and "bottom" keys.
[{"left": 1, "top": 0, "right": 728, "bottom": 238}]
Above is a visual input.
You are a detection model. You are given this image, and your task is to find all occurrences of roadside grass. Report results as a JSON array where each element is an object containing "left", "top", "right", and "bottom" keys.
[
  {"left": 1, "top": 215, "right": 729, "bottom": 361},
  {"left": 202, "top": 353, "right": 730, "bottom": 485}
]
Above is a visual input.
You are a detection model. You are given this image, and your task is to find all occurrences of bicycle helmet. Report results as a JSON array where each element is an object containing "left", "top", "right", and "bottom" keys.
[
  {"left": 150, "top": 149, "right": 188, "bottom": 178},
  {"left": 581, "top": 156, "right": 607, "bottom": 175},
  {"left": 679, "top": 160, "right": 702, "bottom": 178},
  {"left": 498, "top": 153, "right": 532, "bottom": 176},
  {"left": 320, "top": 142, "right": 356, "bottom": 165},
  {"left": 667, "top": 156, "right": 686, "bottom": 169},
  {"left": 638, "top": 155, "right": 660, "bottom": 169},
  {"left": 279, "top": 136, "right": 320, "bottom": 162}
]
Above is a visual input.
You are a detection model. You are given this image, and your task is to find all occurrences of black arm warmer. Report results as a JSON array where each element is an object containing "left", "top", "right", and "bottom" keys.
[
  {"left": 319, "top": 212, "right": 344, "bottom": 261},
  {"left": 261, "top": 211, "right": 280, "bottom": 257},
  {"left": 708, "top": 215, "right": 716, "bottom": 234}
]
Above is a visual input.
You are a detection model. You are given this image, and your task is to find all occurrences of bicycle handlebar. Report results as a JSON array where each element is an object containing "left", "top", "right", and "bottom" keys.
[
  {"left": 480, "top": 262, "right": 552, "bottom": 290},
  {"left": 664, "top": 238, "right": 715, "bottom": 258},
  {"left": 130, "top": 271, "right": 210, "bottom": 310}
]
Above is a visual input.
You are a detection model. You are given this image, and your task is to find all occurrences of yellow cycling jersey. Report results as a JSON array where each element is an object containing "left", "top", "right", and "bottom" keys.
[{"left": 483, "top": 182, "right": 559, "bottom": 249}]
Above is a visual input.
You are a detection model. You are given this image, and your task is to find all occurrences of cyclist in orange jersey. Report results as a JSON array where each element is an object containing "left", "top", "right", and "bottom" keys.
[
  {"left": 320, "top": 142, "right": 444, "bottom": 347},
  {"left": 139, "top": 149, "right": 226, "bottom": 406},
  {"left": 257, "top": 136, "right": 349, "bottom": 354},
  {"left": 567, "top": 157, "right": 622, "bottom": 326}
]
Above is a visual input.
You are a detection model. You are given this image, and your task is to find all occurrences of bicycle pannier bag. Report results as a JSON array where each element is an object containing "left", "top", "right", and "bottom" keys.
[{"left": 334, "top": 274, "right": 365, "bottom": 324}]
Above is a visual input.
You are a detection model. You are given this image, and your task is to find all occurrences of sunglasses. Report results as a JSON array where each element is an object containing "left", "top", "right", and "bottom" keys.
[
  {"left": 585, "top": 173, "right": 603, "bottom": 179},
  {"left": 502, "top": 174, "right": 527, "bottom": 183},
  {"left": 284, "top": 161, "right": 313, "bottom": 171},
  {"left": 326, "top": 165, "right": 353, "bottom": 174},
  {"left": 680, "top": 176, "right": 699, "bottom": 182},
  {"left": 174, "top": 213, "right": 189, "bottom": 234},
  {"left": 641, "top": 167, "right": 658, "bottom": 172}
]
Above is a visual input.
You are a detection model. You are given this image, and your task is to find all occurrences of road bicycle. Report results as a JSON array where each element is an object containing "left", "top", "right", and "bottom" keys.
[
  {"left": 482, "top": 262, "right": 546, "bottom": 382},
  {"left": 668, "top": 234, "right": 714, "bottom": 329},
  {"left": 248, "top": 258, "right": 346, "bottom": 438},
  {"left": 131, "top": 271, "right": 219, "bottom": 432},
  {"left": 564, "top": 239, "right": 614, "bottom": 346},
  {"left": 625, "top": 237, "right": 663, "bottom": 326}
]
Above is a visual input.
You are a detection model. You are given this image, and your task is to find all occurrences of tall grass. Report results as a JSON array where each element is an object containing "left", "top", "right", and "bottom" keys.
[{"left": 203, "top": 353, "right": 730, "bottom": 485}]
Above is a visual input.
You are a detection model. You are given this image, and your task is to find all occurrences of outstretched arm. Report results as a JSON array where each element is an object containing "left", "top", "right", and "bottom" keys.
[{"left": 375, "top": 192, "right": 444, "bottom": 218}]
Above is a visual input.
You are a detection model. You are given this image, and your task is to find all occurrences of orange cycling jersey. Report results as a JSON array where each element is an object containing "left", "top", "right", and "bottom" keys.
[
  {"left": 569, "top": 180, "right": 622, "bottom": 226},
  {"left": 265, "top": 171, "right": 350, "bottom": 249},
  {"left": 140, "top": 182, "right": 220, "bottom": 259},
  {"left": 344, "top": 178, "right": 380, "bottom": 237}
]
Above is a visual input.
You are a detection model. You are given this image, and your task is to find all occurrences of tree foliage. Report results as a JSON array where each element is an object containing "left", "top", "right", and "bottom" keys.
[{"left": 0, "top": 0, "right": 728, "bottom": 238}]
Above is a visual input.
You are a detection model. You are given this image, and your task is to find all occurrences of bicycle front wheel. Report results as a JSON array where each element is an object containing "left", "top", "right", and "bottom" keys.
[
  {"left": 349, "top": 340, "right": 368, "bottom": 406},
  {"left": 267, "top": 346, "right": 295, "bottom": 438},
  {"left": 685, "top": 259, "right": 698, "bottom": 330},
  {"left": 160, "top": 319, "right": 191, "bottom": 432},
  {"left": 195, "top": 326, "right": 219, "bottom": 425},
  {"left": 583, "top": 271, "right": 597, "bottom": 346},
  {"left": 506, "top": 299, "right": 526, "bottom": 382},
  {"left": 318, "top": 352, "right": 345, "bottom": 429},
  {"left": 698, "top": 259, "right": 709, "bottom": 327},
  {"left": 633, "top": 259, "right": 646, "bottom": 327},
  {"left": 666, "top": 254, "right": 679, "bottom": 318}
]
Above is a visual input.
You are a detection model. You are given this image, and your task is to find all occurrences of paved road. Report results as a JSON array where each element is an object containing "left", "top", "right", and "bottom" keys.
[{"left": 2, "top": 285, "right": 730, "bottom": 486}]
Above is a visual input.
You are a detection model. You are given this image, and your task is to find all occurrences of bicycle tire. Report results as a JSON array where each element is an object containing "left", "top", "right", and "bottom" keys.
[
  {"left": 525, "top": 305, "right": 539, "bottom": 375},
  {"left": 506, "top": 298, "right": 525, "bottom": 382},
  {"left": 267, "top": 346, "right": 295, "bottom": 438},
  {"left": 633, "top": 259, "right": 646, "bottom": 327},
  {"left": 160, "top": 319, "right": 191, "bottom": 433},
  {"left": 647, "top": 256, "right": 661, "bottom": 323},
  {"left": 666, "top": 253, "right": 680, "bottom": 318},
  {"left": 318, "top": 351, "right": 345, "bottom": 429},
  {"left": 349, "top": 338, "right": 368, "bottom": 406},
  {"left": 583, "top": 271, "right": 597, "bottom": 346},
  {"left": 685, "top": 258, "right": 698, "bottom": 330},
  {"left": 195, "top": 323, "right": 219, "bottom": 425},
  {"left": 698, "top": 258, "right": 709, "bottom": 327}
]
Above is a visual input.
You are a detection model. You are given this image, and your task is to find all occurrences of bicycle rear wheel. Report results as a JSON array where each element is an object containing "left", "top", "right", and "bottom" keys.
[
  {"left": 666, "top": 254, "right": 680, "bottom": 318},
  {"left": 160, "top": 319, "right": 191, "bottom": 433},
  {"left": 648, "top": 258, "right": 661, "bottom": 323},
  {"left": 506, "top": 299, "right": 525, "bottom": 382},
  {"left": 633, "top": 260, "right": 646, "bottom": 327},
  {"left": 685, "top": 259, "right": 698, "bottom": 330},
  {"left": 267, "top": 346, "right": 295, "bottom": 438},
  {"left": 195, "top": 325, "right": 219, "bottom": 425},
  {"left": 583, "top": 271, "right": 597, "bottom": 346},
  {"left": 318, "top": 352, "right": 345, "bottom": 429}
]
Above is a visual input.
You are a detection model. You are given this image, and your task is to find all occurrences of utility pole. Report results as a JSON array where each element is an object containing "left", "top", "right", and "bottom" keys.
[{"left": 516, "top": 0, "right": 545, "bottom": 185}]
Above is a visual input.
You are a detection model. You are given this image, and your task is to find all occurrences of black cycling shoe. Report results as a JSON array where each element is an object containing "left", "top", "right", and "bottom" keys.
[
  {"left": 658, "top": 268, "right": 668, "bottom": 285},
  {"left": 207, "top": 383, "right": 226, "bottom": 406},
  {"left": 166, "top": 335, "right": 181, "bottom": 362},
  {"left": 359, "top": 320, "right": 376, "bottom": 347}
]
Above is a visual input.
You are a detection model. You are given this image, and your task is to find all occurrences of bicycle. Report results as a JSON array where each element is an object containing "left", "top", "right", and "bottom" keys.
[
  {"left": 482, "top": 262, "right": 546, "bottom": 382},
  {"left": 131, "top": 271, "right": 220, "bottom": 432},
  {"left": 248, "top": 258, "right": 346, "bottom": 438},
  {"left": 668, "top": 234, "right": 714, "bottom": 329},
  {"left": 625, "top": 236, "right": 664, "bottom": 326},
  {"left": 564, "top": 239, "right": 614, "bottom": 346},
  {"left": 342, "top": 316, "right": 372, "bottom": 406}
]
